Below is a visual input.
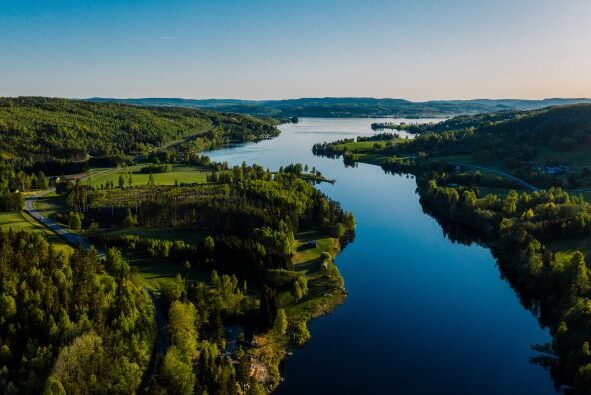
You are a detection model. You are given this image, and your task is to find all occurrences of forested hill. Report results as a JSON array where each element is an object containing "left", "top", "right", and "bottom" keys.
[
  {"left": 87, "top": 96, "right": 591, "bottom": 118},
  {"left": 0, "top": 97, "right": 279, "bottom": 169},
  {"left": 400, "top": 104, "right": 591, "bottom": 155},
  {"left": 318, "top": 103, "right": 591, "bottom": 189}
]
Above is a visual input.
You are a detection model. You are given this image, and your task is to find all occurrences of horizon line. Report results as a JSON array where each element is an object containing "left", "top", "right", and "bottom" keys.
[{"left": 5, "top": 95, "right": 590, "bottom": 103}]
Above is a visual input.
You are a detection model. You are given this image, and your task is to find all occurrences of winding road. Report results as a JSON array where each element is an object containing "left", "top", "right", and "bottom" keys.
[{"left": 451, "top": 163, "right": 540, "bottom": 192}]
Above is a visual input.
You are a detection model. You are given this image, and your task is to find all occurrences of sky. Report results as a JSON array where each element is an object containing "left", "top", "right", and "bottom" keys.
[{"left": 1, "top": 0, "right": 590, "bottom": 101}]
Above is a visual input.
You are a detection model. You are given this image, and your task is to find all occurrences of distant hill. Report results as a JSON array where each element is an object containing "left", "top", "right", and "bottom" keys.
[
  {"left": 87, "top": 97, "right": 591, "bottom": 118},
  {"left": 407, "top": 103, "right": 591, "bottom": 152}
]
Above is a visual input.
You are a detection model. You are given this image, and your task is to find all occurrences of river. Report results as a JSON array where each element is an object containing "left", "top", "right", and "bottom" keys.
[{"left": 206, "top": 118, "right": 557, "bottom": 394}]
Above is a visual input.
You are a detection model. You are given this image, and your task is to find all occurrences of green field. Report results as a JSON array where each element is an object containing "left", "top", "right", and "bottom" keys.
[
  {"left": 87, "top": 164, "right": 210, "bottom": 187},
  {"left": 126, "top": 255, "right": 209, "bottom": 290},
  {"left": 93, "top": 227, "right": 211, "bottom": 289},
  {"left": 0, "top": 211, "right": 72, "bottom": 254},
  {"left": 331, "top": 140, "right": 383, "bottom": 152}
]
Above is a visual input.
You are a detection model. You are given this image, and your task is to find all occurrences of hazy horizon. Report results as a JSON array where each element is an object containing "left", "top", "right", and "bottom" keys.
[
  {"left": 2, "top": 0, "right": 590, "bottom": 100},
  {"left": 82, "top": 96, "right": 591, "bottom": 102}
]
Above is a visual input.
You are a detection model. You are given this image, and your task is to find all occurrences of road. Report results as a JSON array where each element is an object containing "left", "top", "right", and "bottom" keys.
[
  {"left": 141, "top": 289, "right": 171, "bottom": 392},
  {"left": 23, "top": 190, "right": 168, "bottom": 390},
  {"left": 25, "top": 190, "right": 95, "bottom": 252},
  {"left": 451, "top": 163, "right": 540, "bottom": 192}
]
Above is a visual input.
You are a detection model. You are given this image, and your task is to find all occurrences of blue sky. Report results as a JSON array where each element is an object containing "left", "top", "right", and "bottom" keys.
[{"left": 1, "top": 0, "right": 590, "bottom": 100}]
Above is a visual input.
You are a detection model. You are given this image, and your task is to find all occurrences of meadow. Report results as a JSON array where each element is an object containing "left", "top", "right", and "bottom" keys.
[{"left": 87, "top": 163, "right": 210, "bottom": 187}]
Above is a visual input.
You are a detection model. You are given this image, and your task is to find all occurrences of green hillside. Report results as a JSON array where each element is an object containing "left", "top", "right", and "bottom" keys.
[{"left": 0, "top": 97, "right": 280, "bottom": 170}]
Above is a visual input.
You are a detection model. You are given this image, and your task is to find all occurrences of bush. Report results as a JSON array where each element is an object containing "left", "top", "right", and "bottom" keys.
[
  {"left": 139, "top": 164, "right": 172, "bottom": 174},
  {"left": 291, "top": 320, "right": 311, "bottom": 346},
  {"left": 0, "top": 192, "right": 24, "bottom": 211}
]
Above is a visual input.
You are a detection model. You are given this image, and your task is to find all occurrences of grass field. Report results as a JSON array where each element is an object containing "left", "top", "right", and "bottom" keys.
[
  {"left": 0, "top": 211, "right": 73, "bottom": 254},
  {"left": 126, "top": 254, "right": 209, "bottom": 290},
  {"left": 278, "top": 231, "right": 344, "bottom": 311},
  {"left": 87, "top": 164, "right": 210, "bottom": 187},
  {"left": 88, "top": 226, "right": 207, "bottom": 289},
  {"left": 331, "top": 140, "right": 383, "bottom": 152},
  {"left": 293, "top": 234, "right": 340, "bottom": 266}
]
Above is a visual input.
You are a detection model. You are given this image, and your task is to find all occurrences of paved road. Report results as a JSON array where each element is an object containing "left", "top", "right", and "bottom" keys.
[
  {"left": 24, "top": 190, "right": 96, "bottom": 252},
  {"left": 451, "top": 163, "right": 540, "bottom": 192},
  {"left": 23, "top": 190, "right": 168, "bottom": 389},
  {"left": 142, "top": 290, "right": 171, "bottom": 392}
]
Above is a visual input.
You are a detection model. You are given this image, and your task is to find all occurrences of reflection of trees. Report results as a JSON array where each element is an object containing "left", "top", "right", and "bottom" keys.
[{"left": 418, "top": 187, "right": 567, "bottom": 393}]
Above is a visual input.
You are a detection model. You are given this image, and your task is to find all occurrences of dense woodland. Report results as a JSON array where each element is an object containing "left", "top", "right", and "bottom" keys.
[
  {"left": 0, "top": 157, "right": 354, "bottom": 393},
  {"left": 397, "top": 104, "right": 591, "bottom": 156},
  {"left": 0, "top": 231, "right": 155, "bottom": 394},
  {"left": 82, "top": 163, "right": 353, "bottom": 393},
  {"left": 87, "top": 163, "right": 354, "bottom": 279}
]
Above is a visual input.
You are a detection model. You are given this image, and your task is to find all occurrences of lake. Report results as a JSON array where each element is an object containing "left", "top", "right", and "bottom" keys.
[{"left": 206, "top": 118, "right": 557, "bottom": 394}]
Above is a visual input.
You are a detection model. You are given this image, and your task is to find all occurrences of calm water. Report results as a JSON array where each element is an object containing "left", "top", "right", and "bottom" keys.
[{"left": 207, "top": 118, "right": 557, "bottom": 395}]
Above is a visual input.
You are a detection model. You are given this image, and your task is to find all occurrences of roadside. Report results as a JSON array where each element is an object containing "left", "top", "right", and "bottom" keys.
[{"left": 24, "top": 190, "right": 94, "bottom": 252}]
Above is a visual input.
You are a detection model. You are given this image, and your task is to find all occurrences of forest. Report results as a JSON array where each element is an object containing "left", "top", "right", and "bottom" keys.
[
  {"left": 86, "top": 163, "right": 355, "bottom": 280},
  {"left": 0, "top": 231, "right": 155, "bottom": 394},
  {"left": 419, "top": 181, "right": 591, "bottom": 391}
]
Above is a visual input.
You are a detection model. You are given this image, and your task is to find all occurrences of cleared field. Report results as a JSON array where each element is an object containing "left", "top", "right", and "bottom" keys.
[
  {"left": 93, "top": 227, "right": 210, "bottom": 289},
  {"left": 331, "top": 140, "right": 383, "bottom": 152},
  {"left": 293, "top": 236, "right": 340, "bottom": 266},
  {"left": 87, "top": 164, "right": 210, "bottom": 187},
  {"left": 126, "top": 255, "right": 209, "bottom": 290},
  {"left": 0, "top": 211, "right": 73, "bottom": 254}
]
